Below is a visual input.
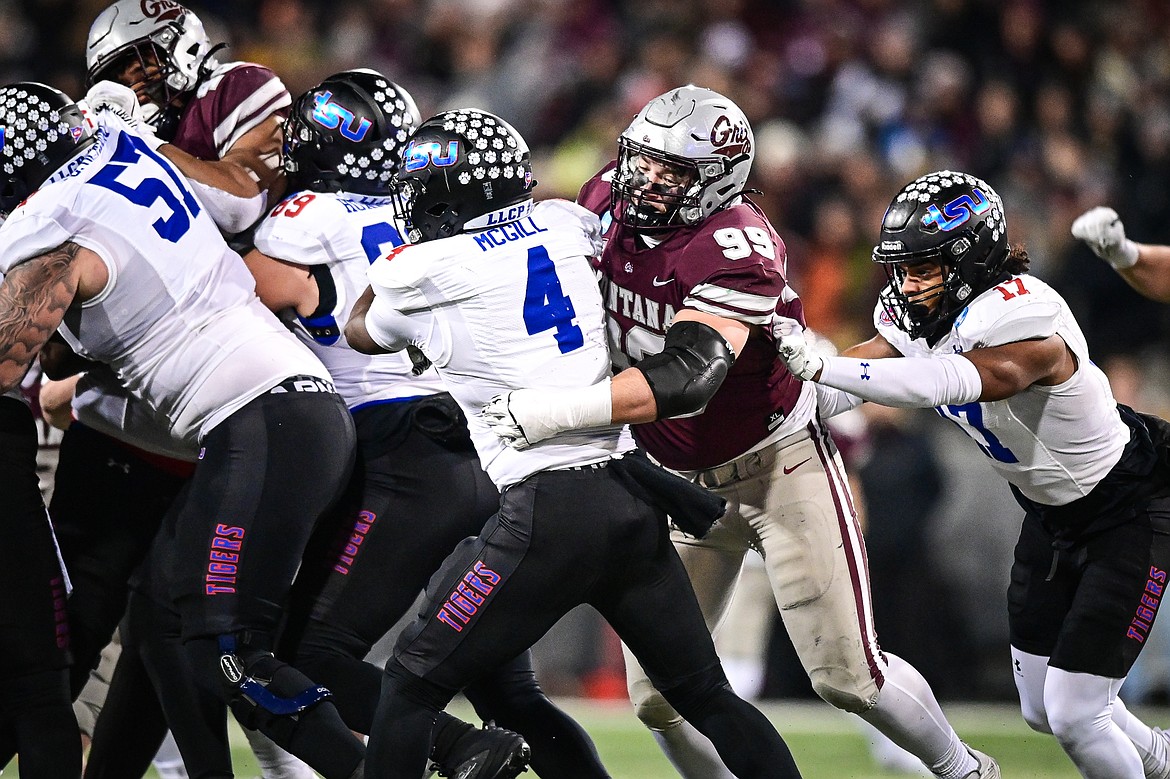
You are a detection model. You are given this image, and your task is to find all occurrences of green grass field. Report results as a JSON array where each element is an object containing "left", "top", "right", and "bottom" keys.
[{"left": 134, "top": 698, "right": 1136, "bottom": 778}]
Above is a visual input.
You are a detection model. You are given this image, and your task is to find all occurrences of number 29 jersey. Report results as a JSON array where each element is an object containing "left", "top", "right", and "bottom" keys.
[
  {"left": 876, "top": 273, "right": 1128, "bottom": 506},
  {"left": 253, "top": 189, "right": 445, "bottom": 408},
  {"left": 578, "top": 164, "right": 814, "bottom": 471}
]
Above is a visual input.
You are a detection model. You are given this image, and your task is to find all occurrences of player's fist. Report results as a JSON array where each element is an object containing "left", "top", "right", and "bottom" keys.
[
  {"left": 481, "top": 391, "right": 540, "bottom": 450},
  {"left": 85, "top": 81, "right": 144, "bottom": 126},
  {"left": 771, "top": 315, "right": 823, "bottom": 381},
  {"left": 1071, "top": 206, "right": 1140, "bottom": 270}
]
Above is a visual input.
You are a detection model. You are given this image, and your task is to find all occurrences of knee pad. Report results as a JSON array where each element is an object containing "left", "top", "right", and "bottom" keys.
[
  {"left": 628, "top": 676, "right": 683, "bottom": 731},
  {"left": 218, "top": 635, "right": 332, "bottom": 730},
  {"left": 810, "top": 670, "right": 877, "bottom": 714}
]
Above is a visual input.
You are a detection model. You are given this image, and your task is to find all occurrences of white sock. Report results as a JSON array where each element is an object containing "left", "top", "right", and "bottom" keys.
[
  {"left": 1045, "top": 668, "right": 1142, "bottom": 778},
  {"left": 858, "top": 653, "right": 977, "bottom": 779},
  {"left": 650, "top": 720, "right": 736, "bottom": 779},
  {"left": 243, "top": 727, "right": 318, "bottom": 779},
  {"left": 1114, "top": 693, "right": 1169, "bottom": 777},
  {"left": 152, "top": 731, "right": 189, "bottom": 779}
]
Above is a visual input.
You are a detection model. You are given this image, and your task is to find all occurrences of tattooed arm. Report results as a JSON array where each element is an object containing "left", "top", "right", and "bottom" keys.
[{"left": 0, "top": 242, "right": 108, "bottom": 393}]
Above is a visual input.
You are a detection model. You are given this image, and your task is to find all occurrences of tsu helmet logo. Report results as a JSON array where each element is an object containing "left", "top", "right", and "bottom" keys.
[
  {"left": 921, "top": 188, "right": 991, "bottom": 232},
  {"left": 311, "top": 91, "right": 372, "bottom": 142},
  {"left": 403, "top": 140, "right": 458, "bottom": 172}
]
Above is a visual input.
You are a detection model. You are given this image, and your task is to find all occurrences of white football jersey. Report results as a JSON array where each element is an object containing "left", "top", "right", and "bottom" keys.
[
  {"left": 253, "top": 189, "right": 444, "bottom": 408},
  {"left": 877, "top": 273, "right": 1128, "bottom": 506},
  {"left": 72, "top": 366, "right": 197, "bottom": 461},
  {"left": 364, "top": 199, "right": 635, "bottom": 487},
  {"left": 0, "top": 115, "right": 328, "bottom": 443}
]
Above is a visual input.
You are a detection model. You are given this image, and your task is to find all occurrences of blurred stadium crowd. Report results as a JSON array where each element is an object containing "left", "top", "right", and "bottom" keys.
[{"left": 7, "top": 0, "right": 1170, "bottom": 703}]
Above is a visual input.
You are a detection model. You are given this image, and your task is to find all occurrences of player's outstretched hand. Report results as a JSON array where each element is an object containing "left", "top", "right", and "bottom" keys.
[
  {"left": 85, "top": 81, "right": 146, "bottom": 128},
  {"left": 1071, "top": 206, "right": 1140, "bottom": 270},
  {"left": 482, "top": 391, "right": 539, "bottom": 450},
  {"left": 771, "top": 315, "right": 824, "bottom": 381}
]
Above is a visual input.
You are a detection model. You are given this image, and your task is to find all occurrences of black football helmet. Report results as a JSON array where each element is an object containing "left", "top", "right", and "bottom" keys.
[
  {"left": 284, "top": 69, "right": 420, "bottom": 197},
  {"left": 393, "top": 108, "right": 536, "bottom": 243},
  {"left": 0, "top": 83, "right": 97, "bottom": 216},
  {"left": 872, "top": 170, "right": 1009, "bottom": 342}
]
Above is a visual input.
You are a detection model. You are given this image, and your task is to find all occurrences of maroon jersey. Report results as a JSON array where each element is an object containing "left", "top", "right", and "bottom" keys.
[
  {"left": 170, "top": 61, "right": 290, "bottom": 160},
  {"left": 578, "top": 164, "right": 808, "bottom": 470}
]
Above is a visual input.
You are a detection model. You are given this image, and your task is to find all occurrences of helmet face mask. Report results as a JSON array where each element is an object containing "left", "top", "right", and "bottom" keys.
[
  {"left": 0, "top": 83, "right": 97, "bottom": 216},
  {"left": 283, "top": 70, "right": 420, "bottom": 197},
  {"left": 393, "top": 109, "right": 536, "bottom": 244},
  {"left": 611, "top": 85, "right": 754, "bottom": 231},
  {"left": 86, "top": 0, "right": 216, "bottom": 131},
  {"left": 872, "top": 170, "right": 1008, "bottom": 342}
]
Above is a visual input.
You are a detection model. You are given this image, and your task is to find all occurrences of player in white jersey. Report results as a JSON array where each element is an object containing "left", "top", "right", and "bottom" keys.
[
  {"left": 346, "top": 108, "right": 802, "bottom": 779},
  {"left": 245, "top": 69, "right": 606, "bottom": 778},
  {"left": 1072, "top": 206, "right": 1170, "bottom": 302},
  {"left": 774, "top": 170, "right": 1170, "bottom": 779},
  {"left": 0, "top": 83, "right": 365, "bottom": 779}
]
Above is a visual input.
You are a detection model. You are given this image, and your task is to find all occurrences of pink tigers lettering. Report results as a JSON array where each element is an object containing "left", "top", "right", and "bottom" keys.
[
  {"left": 1127, "top": 566, "right": 1167, "bottom": 642},
  {"left": 333, "top": 511, "right": 377, "bottom": 575},
  {"left": 51, "top": 575, "right": 69, "bottom": 649},
  {"left": 436, "top": 561, "right": 501, "bottom": 632},
  {"left": 206, "top": 525, "right": 246, "bottom": 595}
]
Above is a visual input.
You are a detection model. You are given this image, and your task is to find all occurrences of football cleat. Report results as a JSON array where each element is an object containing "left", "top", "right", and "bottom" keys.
[{"left": 434, "top": 721, "right": 530, "bottom": 779}]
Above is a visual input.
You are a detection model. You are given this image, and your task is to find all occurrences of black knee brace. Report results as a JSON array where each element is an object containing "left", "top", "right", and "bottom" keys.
[{"left": 218, "top": 634, "right": 332, "bottom": 727}]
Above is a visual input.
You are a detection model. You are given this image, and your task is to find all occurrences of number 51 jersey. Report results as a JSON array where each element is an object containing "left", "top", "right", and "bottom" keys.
[{"left": 0, "top": 115, "right": 326, "bottom": 443}]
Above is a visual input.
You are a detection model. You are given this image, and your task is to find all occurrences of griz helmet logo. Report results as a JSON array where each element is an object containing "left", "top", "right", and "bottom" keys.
[
  {"left": 709, "top": 114, "right": 751, "bottom": 157},
  {"left": 921, "top": 188, "right": 991, "bottom": 232},
  {"left": 140, "top": 0, "right": 185, "bottom": 21}
]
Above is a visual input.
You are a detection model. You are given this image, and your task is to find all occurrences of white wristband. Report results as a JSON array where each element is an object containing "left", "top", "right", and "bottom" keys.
[
  {"left": 517, "top": 380, "right": 613, "bottom": 443},
  {"left": 817, "top": 353, "right": 982, "bottom": 408}
]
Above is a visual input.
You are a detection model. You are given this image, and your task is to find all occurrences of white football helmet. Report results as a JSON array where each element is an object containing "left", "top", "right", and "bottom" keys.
[
  {"left": 611, "top": 85, "right": 755, "bottom": 230},
  {"left": 85, "top": 0, "right": 217, "bottom": 127}
]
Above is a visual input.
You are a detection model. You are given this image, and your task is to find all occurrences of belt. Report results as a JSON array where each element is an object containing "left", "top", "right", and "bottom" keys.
[
  {"left": 552, "top": 458, "right": 613, "bottom": 472},
  {"left": 688, "top": 428, "right": 809, "bottom": 489},
  {"left": 269, "top": 375, "right": 337, "bottom": 395}
]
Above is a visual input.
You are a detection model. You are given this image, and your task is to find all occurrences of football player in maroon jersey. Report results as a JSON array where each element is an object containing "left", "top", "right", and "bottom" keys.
[{"left": 483, "top": 85, "right": 998, "bottom": 779}]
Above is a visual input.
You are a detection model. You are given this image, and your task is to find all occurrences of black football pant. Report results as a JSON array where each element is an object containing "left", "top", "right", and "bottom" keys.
[
  {"left": 50, "top": 421, "right": 191, "bottom": 697},
  {"left": 0, "top": 396, "right": 81, "bottom": 778},
  {"left": 280, "top": 397, "right": 608, "bottom": 777},
  {"left": 368, "top": 465, "right": 802, "bottom": 779},
  {"left": 165, "top": 387, "right": 364, "bottom": 778}
]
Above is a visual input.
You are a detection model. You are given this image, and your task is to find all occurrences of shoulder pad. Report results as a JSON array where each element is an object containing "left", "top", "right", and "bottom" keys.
[{"left": 957, "top": 276, "right": 1062, "bottom": 347}]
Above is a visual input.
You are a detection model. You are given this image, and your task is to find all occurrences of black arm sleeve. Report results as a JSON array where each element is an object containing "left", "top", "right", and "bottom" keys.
[{"left": 633, "top": 320, "right": 734, "bottom": 420}]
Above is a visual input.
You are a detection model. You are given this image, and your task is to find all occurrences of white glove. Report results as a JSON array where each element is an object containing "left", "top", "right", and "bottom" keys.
[
  {"left": 481, "top": 382, "right": 612, "bottom": 450},
  {"left": 771, "top": 315, "right": 823, "bottom": 381},
  {"left": 84, "top": 81, "right": 164, "bottom": 149},
  {"left": 1071, "top": 206, "right": 1140, "bottom": 270}
]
